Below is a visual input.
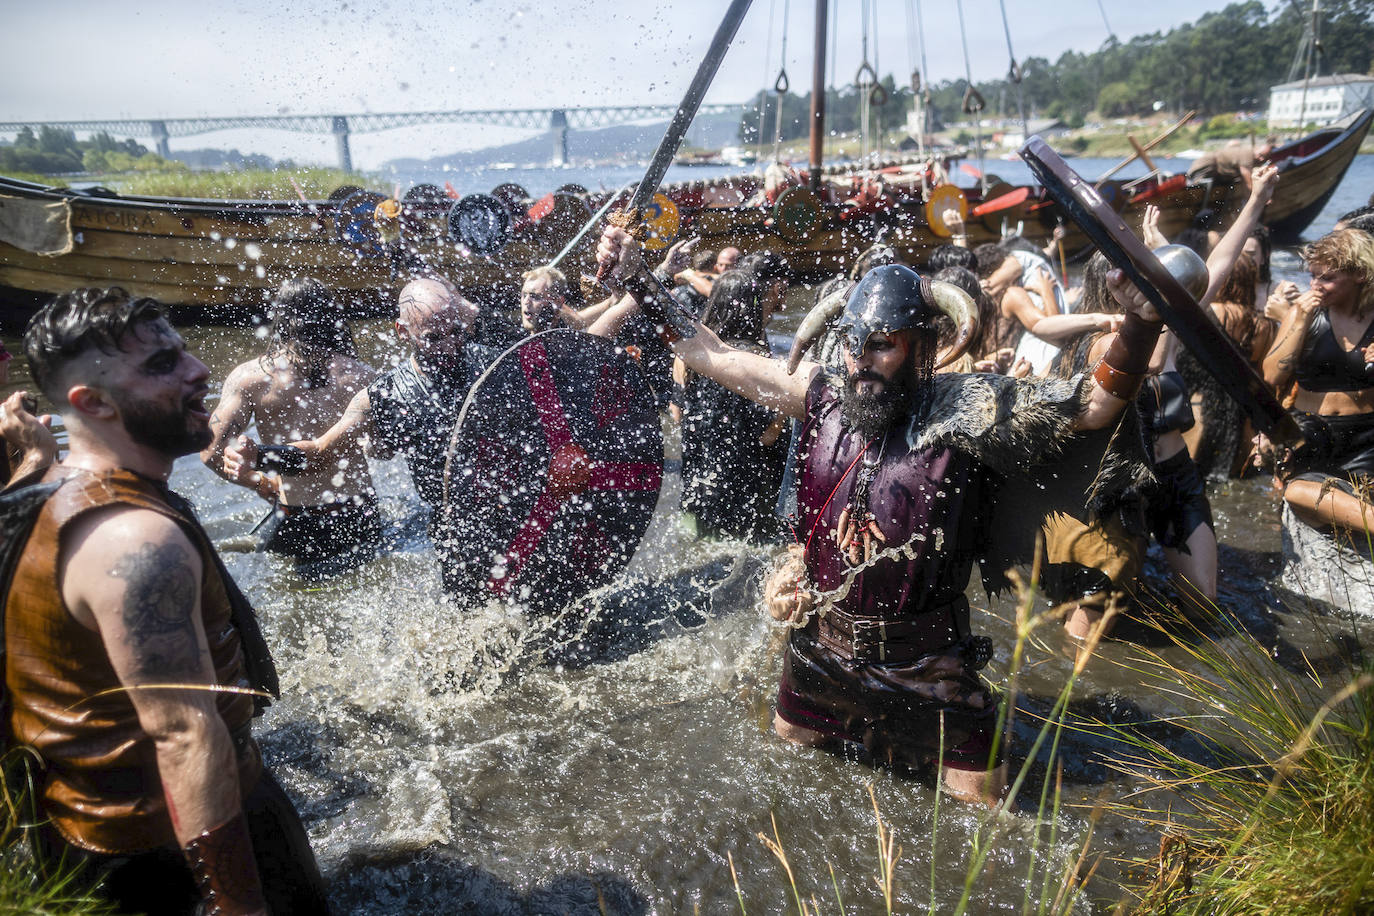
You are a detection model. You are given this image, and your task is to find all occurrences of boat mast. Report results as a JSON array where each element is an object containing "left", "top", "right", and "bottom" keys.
[{"left": 808, "top": 0, "right": 827, "bottom": 192}]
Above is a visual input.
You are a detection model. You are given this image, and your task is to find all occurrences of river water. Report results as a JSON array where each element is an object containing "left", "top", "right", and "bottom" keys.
[{"left": 2, "top": 156, "right": 1372, "bottom": 913}]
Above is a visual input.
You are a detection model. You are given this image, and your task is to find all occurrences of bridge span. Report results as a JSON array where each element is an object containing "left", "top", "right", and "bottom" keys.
[{"left": 0, "top": 103, "right": 747, "bottom": 170}]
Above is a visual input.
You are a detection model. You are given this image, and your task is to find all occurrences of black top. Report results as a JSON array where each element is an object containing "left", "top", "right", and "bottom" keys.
[
  {"left": 367, "top": 343, "right": 498, "bottom": 507},
  {"left": 680, "top": 341, "right": 788, "bottom": 541},
  {"left": 1139, "top": 369, "right": 1195, "bottom": 436},
  {"left": 1297, "top": 310, "right": 1374, "bottom": 393}
]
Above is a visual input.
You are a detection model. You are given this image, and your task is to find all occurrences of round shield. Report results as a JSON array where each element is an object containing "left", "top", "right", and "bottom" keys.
[
  {"left": 400, "top": 183, "right": 449, "bottom": 241},
  {"left": 491, "top": 182, "right": 531, "bottom": 215},
  {"left": 1019, "top": 136, "right": 1301, "bottom": 446},
  {"left": 440, "top": 329, "right": 664, "bottom": 610},
  {"left": 448, "top": 193, "right": 511, "bottom": 256},
  {"left": 327, "top": 184, "right": 364, "bottom": 203},
  {"left": 556, "top": 183, "right": 590, "bottom": 197},
  {"left": 526, "top": 192, "right": 593, "bottom": 254},
  {"left": 337, "top": 190, "right": 386, "bottom": 256},
  {"left": 641, "top": 192, "right": 681, "bottom": 251},
  {"left": 924, "top": 184, "right": 968, "bottom": 238},
  {"left": 977, "top": 180, "right": 1017, "bottom": 230},
  {"left": 772, "top": 186, "right": 822, "bottom": 243}
]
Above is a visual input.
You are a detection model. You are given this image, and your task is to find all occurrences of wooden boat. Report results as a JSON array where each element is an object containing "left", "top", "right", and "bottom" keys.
[
  {"left": 640, "top": 108, "right": 1372, "bottom": 280},
  {"left": 0, "top": 177, "right": 603, "bottom": 321},
  {"left": 1, "top": 110, "right": 1367, "bottom": 321}
]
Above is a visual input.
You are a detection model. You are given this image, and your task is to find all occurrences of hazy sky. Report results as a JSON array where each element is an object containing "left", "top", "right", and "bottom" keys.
[{"left": 2, "top": 0, "right": 1245, "bottom": 166}]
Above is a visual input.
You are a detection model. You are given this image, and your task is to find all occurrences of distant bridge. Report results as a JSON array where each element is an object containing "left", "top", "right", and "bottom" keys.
[{"left": 0, "top": 103, "right": 749, "bottom": 170}]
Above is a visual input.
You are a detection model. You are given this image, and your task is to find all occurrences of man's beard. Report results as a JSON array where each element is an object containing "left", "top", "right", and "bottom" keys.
[
  {"left": 841, "top": 372, "right": 913, "bottom": 440},
  {"left": 119, "top": 396, "right": 212, "bottom": 457},
  {"left": 840, "top": 349, "right": 927, "bottom": 440}
]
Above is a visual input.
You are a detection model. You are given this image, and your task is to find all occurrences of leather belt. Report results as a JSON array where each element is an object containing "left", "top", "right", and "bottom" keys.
[{"left": 813, "top": 595, "right": 971, "bottom": 664}]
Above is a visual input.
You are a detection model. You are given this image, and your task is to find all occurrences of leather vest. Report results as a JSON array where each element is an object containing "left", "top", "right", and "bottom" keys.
[
  {"left": 796, "top": 375, "right": 993, "bottom": 653},
  {"left": 1297, "top": 310, "right": 1374, "bottom": 394},
  {"left": 4, "top": 467, "right": 263, "bottom": 854},
  {"left": 367, "top": 346, "right": 495, "bottom": 508}
]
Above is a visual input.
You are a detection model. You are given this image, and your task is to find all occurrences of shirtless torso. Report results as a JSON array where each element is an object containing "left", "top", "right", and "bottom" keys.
[{"left": 204, "top": 351, "right": 377, "bottom": 506}]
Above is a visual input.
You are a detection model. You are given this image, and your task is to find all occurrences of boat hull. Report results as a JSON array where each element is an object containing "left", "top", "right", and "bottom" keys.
[{"left": 0, "top": 111, "right": 1366, "bottom": 320}]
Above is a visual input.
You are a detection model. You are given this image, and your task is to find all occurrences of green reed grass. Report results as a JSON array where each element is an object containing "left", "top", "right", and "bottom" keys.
[
  {"left": 1100, "top": 601, "right": 1374, "bottom": 915},
  {"left": 109, "top": 167, "right": 381, "bottom": 201},
  {"left": 0, "top": 748, "right": 116, "bottom": 915}
]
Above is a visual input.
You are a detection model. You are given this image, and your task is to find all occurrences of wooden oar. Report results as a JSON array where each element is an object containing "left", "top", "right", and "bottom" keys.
[
  {"left": 1095, "top": 109, "right": 1196, "bottom": 185},
  {"left": 959, "top": 162, "right": 983, "bottom": 180},
  {"left": 970, "top": 185, "right": 1029, "bottom": 217},
  {"left": 1127, "top": 136, "right": 1158, "bottom": 174}
]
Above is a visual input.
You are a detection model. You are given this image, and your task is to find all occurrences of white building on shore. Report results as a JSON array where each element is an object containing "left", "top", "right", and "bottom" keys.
[{"left": 1267, "top": 74, "right": 1374, "bottom": 128}]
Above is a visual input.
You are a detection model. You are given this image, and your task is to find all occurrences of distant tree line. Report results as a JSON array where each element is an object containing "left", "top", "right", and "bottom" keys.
[
  {"left": 738, "top": 0, "right": 1374, "bottom": 143},
  {"left": 0, "top": 126, "right": 284, "bottom": 175}
]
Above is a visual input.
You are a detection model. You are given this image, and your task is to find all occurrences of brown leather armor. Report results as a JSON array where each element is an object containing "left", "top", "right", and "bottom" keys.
[{"left": 4, "top": 467, "right": 261, "bottom": 854}]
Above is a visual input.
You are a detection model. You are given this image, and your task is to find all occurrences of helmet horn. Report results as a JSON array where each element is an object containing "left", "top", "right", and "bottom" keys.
[
  {"left": 928, "top": 279, "right": 980, "bottom": 370},
  {"left": 785, "top": 279, "right": 852, "bottom": 374}
]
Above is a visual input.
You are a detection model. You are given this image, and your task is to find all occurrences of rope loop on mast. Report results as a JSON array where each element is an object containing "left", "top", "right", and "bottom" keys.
[
  {"left": 774, "top": 68, "right": 790, "bottom": 94},
  {"left": 961, "top": 85, "right": 986, "bottom": 114}
]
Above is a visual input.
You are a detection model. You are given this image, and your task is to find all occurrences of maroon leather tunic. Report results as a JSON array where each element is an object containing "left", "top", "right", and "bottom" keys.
[{"left": 796, "top": 374, "right": 994, "bottom": 632}]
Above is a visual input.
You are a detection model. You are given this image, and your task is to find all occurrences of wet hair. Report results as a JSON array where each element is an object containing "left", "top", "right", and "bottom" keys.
[
  {"left": 24, "top": 286, "right": 164, "bottom": 404},
  {"left": 700, "top": 268, "right": 768, "bottom": 345},
  {"left": 999, "top": 236, "right": 1042, "bottom": 257},
  {"left": 737, "top": 250, "right": 792, "bottom": 284},
  {"left": 1177, "top": 208, "right": 1218, "bottom": 258},
  {"left": 933, "top": 266, "right": 997, "bottom": 359},
  {"left": 1215, "top": 252, "right": 1259, "bottom": 308},
  {"left": 263, "top": 277, "right": 358, "bottom": 389},
  {"left": 1335, "top": 204, "right": 1374, "bottom": 227},
  {"left": 521, "top": 265, "right": 569, "bottom": 297},
  {"left": 973, "top": 243, "right": 1009, "bottom": 279},
  {"left": 1249, "top": 225, "right": 1272, "bottom": 284},
  {"left": 691, "top": 249, "right": 717, "bottom": 272},
  {"left": 928, "top": 244, "right": 978, "bottom": 273},
  {"left": 1079, "top": 251, "right": 1116, "bottom": 315},
  {"left": 849, "top": 243, "right": 900, "bottom": 281},
  {"left": 1303, "top": 228, "right": 1374, "bottom": 314},
  {"left": 1345, "top": 214, "right": 1374, "bottom": 235}
]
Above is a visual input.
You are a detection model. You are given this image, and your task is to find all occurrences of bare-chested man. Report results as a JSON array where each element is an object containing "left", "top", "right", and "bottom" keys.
[
  {"left": 202, "top": 278, "right": 381, "bottom": 573},
  {"left": 223, "top": 278, "right": 498, "bottom": 584}
]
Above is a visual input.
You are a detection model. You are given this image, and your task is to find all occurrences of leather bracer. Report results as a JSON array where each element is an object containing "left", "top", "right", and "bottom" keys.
[{"left": 183, "top": 813, "right": 267, "bottom": 915}]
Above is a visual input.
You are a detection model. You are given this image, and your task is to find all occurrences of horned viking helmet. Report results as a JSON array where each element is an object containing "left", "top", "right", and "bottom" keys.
[{"left": 786, "top": 264, "right": 980, "bottom": 373}]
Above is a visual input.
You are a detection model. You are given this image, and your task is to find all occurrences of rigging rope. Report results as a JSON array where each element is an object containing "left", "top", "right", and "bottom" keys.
[
  {"left": 1095, "top": 0, "right": 1115, "bottom": 41},
  {"left": 955, "top": 0, "right": 986, "bottom": 189},
  {"left": 772, "top": 0, "right": 791, "bottom": 161},
  {"left": 757, "top": 0, "right": 777, "bottom": 156},
  {"left": 997, "top": 0, "right": 1028, "bottom": 143}
]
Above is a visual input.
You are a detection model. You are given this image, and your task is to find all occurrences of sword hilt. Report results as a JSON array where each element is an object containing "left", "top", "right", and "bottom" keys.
[{"left": 592, "top": 207, "right": 645, "bottom": 287}]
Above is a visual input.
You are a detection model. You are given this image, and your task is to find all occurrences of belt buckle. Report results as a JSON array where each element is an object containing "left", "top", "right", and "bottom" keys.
[{"left": 852, "top": 619, "right": 889, "bottom": 663}]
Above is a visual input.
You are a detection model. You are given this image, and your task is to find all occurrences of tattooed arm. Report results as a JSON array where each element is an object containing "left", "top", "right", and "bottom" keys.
[
  {"left": 61, "top": 508, "right": 249, "bottom": 850},
  {"left": 1262, "top": 289, "right": 1320, "bottom": 392}
]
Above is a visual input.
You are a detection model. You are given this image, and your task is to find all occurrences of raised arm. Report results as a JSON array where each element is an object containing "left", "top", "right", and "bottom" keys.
[
  {"left": 1001, "top": 286, "right": 1053, "bottom": 333},
  {"left": 1202, "top": 163, "right": 1278, "bottom": 305},
  {"left": 1, "top": 390, "right": 58, "bottom": 486},
  {"left": 201, "top": 364, "right": 278, "bottom": 502},
  {"left": 596, "top": 225, "right": 817, "bottom": 418},
  {"left": 222, "top": 385, "right": 380, "bottom": 484},
  {"left": 63, "top": 508, "right": 266, "bottom": 913},
  {"left": 1262, "top": 288, "right": 1320, "bottom": 391}
]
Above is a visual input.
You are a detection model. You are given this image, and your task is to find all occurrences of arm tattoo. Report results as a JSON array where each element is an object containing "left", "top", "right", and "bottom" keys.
[{"left": 109, "top": 543, "right": 203, "bottom": 680}]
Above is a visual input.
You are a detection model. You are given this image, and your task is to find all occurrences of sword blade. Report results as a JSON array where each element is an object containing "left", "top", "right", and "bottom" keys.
[{"left": 630, "top": 0, "right": 755, "bottom": 212}]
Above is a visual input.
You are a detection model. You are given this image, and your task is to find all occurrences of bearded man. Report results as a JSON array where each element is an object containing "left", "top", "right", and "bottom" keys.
[
  {"left": 4, "top": 288, "right": 328, "bottom": 915},
  {"left": 595, "top": 227, "right": 1163, "bottom": 806}
]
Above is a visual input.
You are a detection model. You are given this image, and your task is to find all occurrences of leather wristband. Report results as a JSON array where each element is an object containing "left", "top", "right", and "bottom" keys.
[
  {"left": 255, "top": 443, "right": 308, "bottom": 475},
  {"left": 182, "top": 812, "right": 267, "bottom": 915},
  {"left": 1093, "top": 311, "right": 1163, "bottom": 400}
]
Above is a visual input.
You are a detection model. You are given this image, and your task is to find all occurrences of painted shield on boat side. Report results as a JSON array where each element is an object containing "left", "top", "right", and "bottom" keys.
[
  {"left": 448, "top": 193, "right": 512, "bottom": 256},
  {"left": 440, "top": 328, "right": 664, "bottom": 609}
]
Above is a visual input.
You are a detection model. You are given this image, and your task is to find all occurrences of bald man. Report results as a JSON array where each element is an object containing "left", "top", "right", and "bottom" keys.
[{"left": 224, "top": 278, "right": 499, "bottom": 525}]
